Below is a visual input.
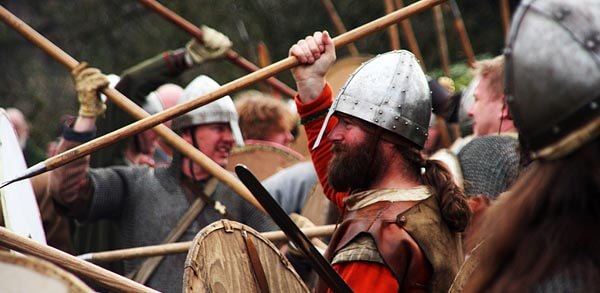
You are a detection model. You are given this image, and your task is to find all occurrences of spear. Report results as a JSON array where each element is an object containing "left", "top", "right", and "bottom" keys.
[
  {"left": 446, "top": 0, "right": 476, "bottom": 67},
  {"left": 0, "top": 5, "right": 264, "bottom": 212},
  {"left": 0, "top": 0, "right": 449, "bottom": 189},
  {"left": 433, "top": 5, "right": 450, "bottom": 76},
  {"left": 137, "top": 0, "right": 297, "bottom": 99},
  {"left": 394, "top": 0, "right": 426, "bottom": 70},
  {"left": 79, "top": 224, "right": 335, "bottom": 263},
  {"left": 0, "top": 226, "right": 158, "bottom": 293},
  {"left": 383, "top": 0, "right": 401, "bottom": 50},
  {"left": 500, "top": 0, "right": 511, "bottom": 41},
  {"left": 320, "top": 0, "right": 360, "bottom": 56}
]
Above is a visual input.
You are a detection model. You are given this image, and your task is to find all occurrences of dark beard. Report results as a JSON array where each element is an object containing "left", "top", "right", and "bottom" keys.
[{"left": 328, "top": 132, "right": 384, "bottom": 192}]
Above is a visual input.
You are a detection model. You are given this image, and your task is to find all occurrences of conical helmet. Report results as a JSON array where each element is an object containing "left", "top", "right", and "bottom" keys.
[
  {"left": 172, "top": 75, "right": 244, "bottom": 145},
  {"left": 314, "top": 50, "right": 431, "bottom": 149},
  {"left": 505, "top": 0, "right": 600, "bottom": 159}
]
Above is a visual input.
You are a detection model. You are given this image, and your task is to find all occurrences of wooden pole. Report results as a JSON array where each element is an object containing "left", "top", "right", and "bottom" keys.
[
  {"left": 137, "top": 0, "right": 297, "bottom": 99},
  {"left": 447, "top": 0, "right": 476, "bottom": 67},
  {"left": 394, "top": 0, "right": 426, "bottom": 70},
  {"left": 383, "top": 0, "right": 401, "bottom": 50},
  {"left": 320, "top": 0, "right": 360, "bottom": 56},
  {"left": 0, "top": 227, "right": 158, "bottom": 293},
  {"left": 500, "top": 0, "right": 511, "bottom": 42},
  {"left": 433, "top": 5, "right": 450, "bottom": 76},
  {"left": 0, "top": 0, "right": 448, "bottom": 189},
  {"left": 0, "top": 5, "right": 264, "bottom": 212},
  {"left": 80, "top": 224, "right": 336, "bottom": 263}
]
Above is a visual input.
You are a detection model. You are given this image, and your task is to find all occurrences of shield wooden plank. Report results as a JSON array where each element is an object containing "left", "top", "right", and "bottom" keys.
[
  {"left": 225, "top": 141, "right": 305, "bottom": 181},
  {"left": 183, "top": 220, "right": 309, "bottom": 293},
  {"left": 0, "top": 109, "right": 46, "bottom": 244},
  {"left": 0, "top": 251, "right": 93, "bottom": 293}
]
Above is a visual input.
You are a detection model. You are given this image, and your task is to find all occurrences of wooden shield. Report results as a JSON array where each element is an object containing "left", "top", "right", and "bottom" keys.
[
  {"left": 0, "top": 109, "right": 46, "bottom": 244},
  {"left": 183, "top": 220, "right": 309, "bottom": 293},
  {"left": 225, "top": 141, "right": 306, "bottom": 181},
  {"left": 0, "top": 251, "right": 93, "bottom": 293},
  {"left": 325, "top": 56, "right": 372, "bottom": 97}
]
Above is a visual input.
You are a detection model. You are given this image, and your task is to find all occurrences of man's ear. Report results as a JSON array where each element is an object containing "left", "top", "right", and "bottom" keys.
[
  {"left": 467, "top": 195, "right": 491, "bottom": 213},
  {"left": 500, "top": 95, "right": 512, "bottom": 120}
]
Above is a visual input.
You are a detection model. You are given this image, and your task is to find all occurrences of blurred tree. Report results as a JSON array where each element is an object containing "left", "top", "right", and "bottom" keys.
[{"left": 0, "top": 0, "right": 511, "bottom": 158}]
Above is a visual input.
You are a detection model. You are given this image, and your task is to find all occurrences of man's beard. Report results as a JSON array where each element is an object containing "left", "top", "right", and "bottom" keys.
[{"left": 328, "top": 132, "right": 384, "bottom": 192}]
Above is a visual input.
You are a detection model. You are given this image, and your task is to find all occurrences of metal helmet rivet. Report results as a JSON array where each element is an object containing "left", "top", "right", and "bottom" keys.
[
  {"left": 586, "top": 39, "right": 596, "bottom": 49},
  {"left": 553, "top": 126, "right": 561, "bottom": 134}
]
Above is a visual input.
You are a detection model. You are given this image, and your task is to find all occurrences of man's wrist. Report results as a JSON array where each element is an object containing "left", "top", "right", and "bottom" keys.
[
  {"left": 63, "top": 125, "right": 96, "bottom": 143},
  {"left": 295, "top": 77, "right": 326, "bottom": 104}
]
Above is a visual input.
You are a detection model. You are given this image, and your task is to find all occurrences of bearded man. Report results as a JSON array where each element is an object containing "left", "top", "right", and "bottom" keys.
[{"left": 289, "top": 31, "right": 471, "bottom": 292}]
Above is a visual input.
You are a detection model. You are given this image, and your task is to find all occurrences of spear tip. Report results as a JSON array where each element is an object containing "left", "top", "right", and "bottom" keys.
[{"left": 0, "top": 161, "right": 47, "bottom": 190}]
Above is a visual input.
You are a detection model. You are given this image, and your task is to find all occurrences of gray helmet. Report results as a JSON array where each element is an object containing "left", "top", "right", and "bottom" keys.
[
  {"left": 314, "top": 50, "right": 431, "bottom": 149},
  {"left": 505, "top": 0, "right": 600, "bottom": 159},
  {"left": 172, "top": 75, "right": 244, "bottom": 145}
]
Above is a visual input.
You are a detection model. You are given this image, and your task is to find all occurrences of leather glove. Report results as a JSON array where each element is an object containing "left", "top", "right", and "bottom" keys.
[
  {"left": 72, "top": 62, "right": 109, "bottom": 117},
  {"left": 185, "top": 25, "right": 232, "bottom": 64}
]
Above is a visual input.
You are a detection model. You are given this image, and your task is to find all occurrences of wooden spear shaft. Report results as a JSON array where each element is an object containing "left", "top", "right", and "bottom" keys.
[
  {"left": 383, "top": 0, "right": 401, "bottom": 50},
  {"left": 320, "top": 0, "right": 360, "bottom": 56},
  {"left": 500, "top": 0, "right": 511, "bottom": 42},
  {"left": 447, "top": 0, "right": 476, "bottom": 68},
  {"left": 433, "top": 5, "right": 450, "bottom": 76},
  {"left": 0, "top": 5, "right": 263, "bottom": 212},
  {"left": 0, "top": 227, "right": 158, "bottom": 293},
  {"left": 137, "top": 0, "right": 297, "bottom": 99},
  {"left": 80, "top": 224, "right": 336, "bottom": 263},
  {"left": 0, "top": 0, "right": 448, "bottom": 190},
  {"left": 394, "top": 0, "right": 426, "bottom": 70}
]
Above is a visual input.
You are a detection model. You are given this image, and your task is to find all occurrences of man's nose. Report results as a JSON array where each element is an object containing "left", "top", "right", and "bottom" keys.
[{"left": 327, "top": 123, "right": 343, "bottom": 142}]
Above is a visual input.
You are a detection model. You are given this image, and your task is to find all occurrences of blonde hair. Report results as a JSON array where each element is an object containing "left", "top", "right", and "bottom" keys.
[
  {"left": 234, "top": 91, "right": 297, "bottom": 141},
  {"left": 473, "top": 55, "right": 504, "bottom": 97}
]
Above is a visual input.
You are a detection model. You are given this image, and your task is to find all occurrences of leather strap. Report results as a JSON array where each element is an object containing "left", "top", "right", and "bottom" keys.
[
  {"left": 129, "top": 177, "right": 219, "bottom": 284},
  {"left": 242, "top": 227, "right": 270, "bottom": 293}
]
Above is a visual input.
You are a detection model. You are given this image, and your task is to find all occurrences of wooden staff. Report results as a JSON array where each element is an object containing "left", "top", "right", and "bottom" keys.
[
  {"left": 500, "top": 0, "right": 511, "bottom": 41},
  {"left": 0, "top": 5, "right": 264, "bottom": 211},
  {"left": 137, "top": 0, "right": 296, "bottom": 99},
  {"left": 80, "top": 224, "right": 335, "bottom": 263},
  {"left": 320, "top": 0, "right": 360, "bottom": 56},
  {"left": 0, "top": 227, "right": 158, "bottom": 293},
  {"left": 383, "top": 0, "right": 401, "bottom": 50},
  {"left": 0, "top": 0, "right": 449, "bottom": 190},
  {"left": 394, "top": 0, "right": 425, "bottom": 70},
  {"left": 447, "top": 0, "right": 476, "bottom": 67},
  {"left": 433, "top": 5, "right": 450, "bottom": 76}
]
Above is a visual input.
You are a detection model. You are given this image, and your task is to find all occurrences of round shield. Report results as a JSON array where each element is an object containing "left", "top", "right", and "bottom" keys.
[
  {"left": 300, "top": 182, "right": 337, "bottom": 227},
  {"left": 0, "top": 108, "right": 46, "bottom": 244},
  {"left": 325, "top": 56, "right": 372, "bottom": 97},
  {"left": 0, "top": 251, "right": 93, "bottom": 293},
  {"left": 183, "top": 220, "right": 309, "bottom": 293},
  {"left": 225, "top": 141, "right": 306, "bottom": 181}
]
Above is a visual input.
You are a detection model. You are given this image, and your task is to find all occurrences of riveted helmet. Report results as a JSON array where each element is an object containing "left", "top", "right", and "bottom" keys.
[
  {"left": 172, "top": 75, "right": 244, "bottom": 145},
  {"left": 314, "top": 50, "right": 431, "bottom": 149},
  {"left": 505, "top": 0, "right": 600, "bottom": 159}
]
